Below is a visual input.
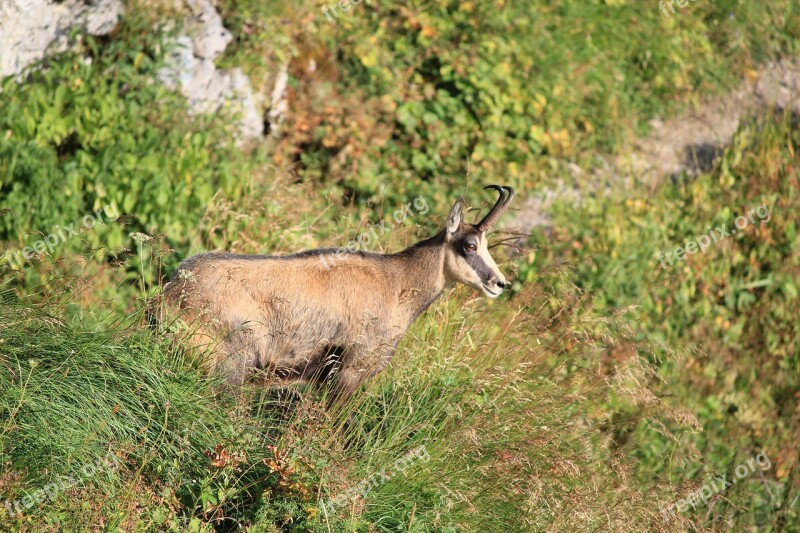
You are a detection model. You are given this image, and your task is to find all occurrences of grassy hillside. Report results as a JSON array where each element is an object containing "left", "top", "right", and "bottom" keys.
[
  {"left": 529, "top": 110, "right": 800, "bottom": 530},
  {"left": 1, "top": 0, "right": 799, "bottom": 531},
  {"left": 0, "top": 267, "right": 683, "bottom": 532}
]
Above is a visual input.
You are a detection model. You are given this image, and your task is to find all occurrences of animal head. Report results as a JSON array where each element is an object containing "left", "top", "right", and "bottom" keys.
[{"left": 442, "top": 185, "right": 514, "bottom": 298}]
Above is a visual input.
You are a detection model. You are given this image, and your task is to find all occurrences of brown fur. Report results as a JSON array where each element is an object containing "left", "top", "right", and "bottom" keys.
[{"left": 151, "top": 188, "right": 513, "bottom": 401}]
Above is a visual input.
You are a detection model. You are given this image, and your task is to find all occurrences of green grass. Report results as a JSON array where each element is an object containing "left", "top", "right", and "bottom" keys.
[{"left": 0, "top": 266, "right": 686, "bottom": 532}]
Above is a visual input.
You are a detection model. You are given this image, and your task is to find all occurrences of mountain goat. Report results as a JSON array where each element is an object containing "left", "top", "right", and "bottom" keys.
[{"left": 151, "top": 185, "right": 514, "bottom": 402}]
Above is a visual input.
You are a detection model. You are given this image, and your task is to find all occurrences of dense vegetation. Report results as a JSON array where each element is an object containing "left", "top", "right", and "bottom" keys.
[
  {"left": 531, "top": 111, "right": 800, "bottom": 530},
  {"left": 1, "top": 0, "right": 798, "bottom": 531}
]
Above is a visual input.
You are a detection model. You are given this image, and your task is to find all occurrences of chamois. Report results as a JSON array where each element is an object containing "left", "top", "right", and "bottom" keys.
[{"left": 152, "top": 185, "right": 514, "bottom": 402}]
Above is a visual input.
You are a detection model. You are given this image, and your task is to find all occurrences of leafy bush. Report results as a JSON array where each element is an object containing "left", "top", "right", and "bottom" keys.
[
  {"left": 221, "top": 0, "right": 800, "bottom": 208},
  {"left": 0, "top": 15, "right": 259, "bottom": 294}
]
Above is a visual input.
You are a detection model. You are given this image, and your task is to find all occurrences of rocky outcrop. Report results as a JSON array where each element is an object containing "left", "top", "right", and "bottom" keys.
[
  {"left": 158, "top": 0, "right": 263, "bottom": 142},
  {"left": 0, "top": 0, "right": 122, "bottom": 79},
  {"left": 267, "top": 65, "right": 289, "bottom": 136},
  {"left": 1, "top": 0, "right": 263, "bottom": 143}
]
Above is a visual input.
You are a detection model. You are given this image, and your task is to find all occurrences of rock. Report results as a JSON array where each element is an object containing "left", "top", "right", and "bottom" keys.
[
  {"left": 159, "top": 0, "right": 263, "bottom": 143},
  {"left": 1, "top": 0, "right": 263, "bottom": 143},
  {"left": 185, "top": 0, "right": 231, "bottom": 60},
  {"left": 267, "top": 65, "right": 289, "bottom": 136},
  {"left": 0, "top": 0, "right": 123, "bottom": 79},
  {"left": 754, "top": 59, "right": 800, "bottom": 112}
]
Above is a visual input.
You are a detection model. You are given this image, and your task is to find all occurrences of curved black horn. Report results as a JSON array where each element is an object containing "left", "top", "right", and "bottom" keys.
[{"left": 476, "top": 185, "right": 514, "bottom": 231}]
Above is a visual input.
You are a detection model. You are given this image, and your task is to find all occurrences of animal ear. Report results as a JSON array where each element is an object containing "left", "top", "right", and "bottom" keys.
[{"left": 446, "top": 198, "right": 463, "bottom": 237}]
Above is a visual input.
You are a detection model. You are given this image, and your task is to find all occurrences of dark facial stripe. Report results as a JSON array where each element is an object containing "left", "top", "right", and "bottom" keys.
[{"left": 464, "top": 251, "right": 495, "bottom": 283}]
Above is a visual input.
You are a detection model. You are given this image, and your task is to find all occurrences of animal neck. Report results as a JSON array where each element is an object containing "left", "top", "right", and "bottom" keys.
[{"left": 393, "top": 231, "right": 449, "bottom": 324}]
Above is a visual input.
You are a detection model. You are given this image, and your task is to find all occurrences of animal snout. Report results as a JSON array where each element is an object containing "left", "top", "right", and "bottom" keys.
[{"left": 484, "top": 277, "right": 507, "bottom": 296}]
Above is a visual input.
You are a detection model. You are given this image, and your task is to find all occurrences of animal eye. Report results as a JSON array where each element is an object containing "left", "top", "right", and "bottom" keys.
[{"left": 464, "top": 243, "right": 477, "bottom": 252}]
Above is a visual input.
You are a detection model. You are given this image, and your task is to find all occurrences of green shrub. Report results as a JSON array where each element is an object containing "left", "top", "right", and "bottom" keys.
[
  {"left": 221, "top": 0, "right": 800, "bottom": 209},
  {"left": 0, "top": 15, "right": 259, "bottom": 295}
]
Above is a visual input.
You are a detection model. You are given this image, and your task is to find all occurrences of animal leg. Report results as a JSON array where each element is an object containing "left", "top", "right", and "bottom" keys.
[
  {"left": 327, "top": 368, "right": 366, "bottom": 407},
  {"left": 326, "top": 340, "right": 399, "bottom": 407}
]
